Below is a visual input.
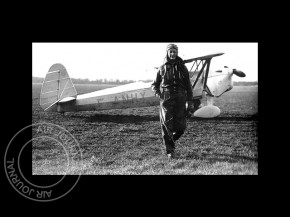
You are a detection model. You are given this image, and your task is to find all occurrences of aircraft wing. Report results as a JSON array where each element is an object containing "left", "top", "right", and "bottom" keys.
[{"left": 183, "top": 52, "right": 224, "bottom": 64}]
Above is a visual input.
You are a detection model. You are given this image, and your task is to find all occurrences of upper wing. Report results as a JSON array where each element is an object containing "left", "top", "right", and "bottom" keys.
[{"left": 183, "top": 52, "right": 224, "bottom": 64}]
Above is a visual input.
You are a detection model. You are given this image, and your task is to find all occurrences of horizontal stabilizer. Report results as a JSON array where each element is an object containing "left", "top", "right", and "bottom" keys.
[{"left": 59, "top": 96, "right": 76, "bottom": 103}]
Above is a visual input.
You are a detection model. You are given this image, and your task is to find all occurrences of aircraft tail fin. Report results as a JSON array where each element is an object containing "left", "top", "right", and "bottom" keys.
[{"left": 40, "top": 63, "right": 77, "bottom": 111}]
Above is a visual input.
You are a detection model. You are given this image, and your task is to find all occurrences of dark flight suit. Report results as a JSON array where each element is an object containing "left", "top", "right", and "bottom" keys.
[{"left": 152, "top": 56, "right": 193, "bottom": 154}]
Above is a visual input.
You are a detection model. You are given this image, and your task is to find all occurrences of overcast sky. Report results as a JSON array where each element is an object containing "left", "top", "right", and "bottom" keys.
[{"left": 32, "top": 43, "right": 258, "bottom": 82}]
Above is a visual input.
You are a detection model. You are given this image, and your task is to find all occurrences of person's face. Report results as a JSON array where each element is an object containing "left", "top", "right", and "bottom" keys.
[{"left": 167, "top": 49, "right": 177, "bottom": 60}]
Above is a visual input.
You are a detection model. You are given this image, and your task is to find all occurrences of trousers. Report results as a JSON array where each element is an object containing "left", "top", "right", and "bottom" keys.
[{"left": 159, "top": 90, "right": 187, "bottom": 154}]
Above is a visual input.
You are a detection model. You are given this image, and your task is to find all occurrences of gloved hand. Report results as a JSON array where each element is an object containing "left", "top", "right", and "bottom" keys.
[
  {"left": 187, "top": 100, "right": 195, "bottom": 113},
  {"left": 156, "top": 92, "right": 162, "bottom": 99}
]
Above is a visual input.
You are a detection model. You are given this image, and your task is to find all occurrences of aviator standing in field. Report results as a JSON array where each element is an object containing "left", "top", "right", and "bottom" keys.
[{"left": 152, "top": 44, "right": 197, "bottom": 159}]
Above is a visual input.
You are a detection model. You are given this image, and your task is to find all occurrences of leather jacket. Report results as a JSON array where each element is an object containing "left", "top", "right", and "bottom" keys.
[{"left": 151, "top": 56, "right": 193, "bottom": 101}]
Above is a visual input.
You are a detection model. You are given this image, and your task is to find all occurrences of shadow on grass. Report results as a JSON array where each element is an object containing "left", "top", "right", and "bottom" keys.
[
  {"left": 83, "top": 114, "right": 159, "bottom": 124},
  {"left": 188, "top": 113, "right": 258, "bottom": 123},
  {"left": 73, "top": 112, "right": 257, "bottom": 124}
]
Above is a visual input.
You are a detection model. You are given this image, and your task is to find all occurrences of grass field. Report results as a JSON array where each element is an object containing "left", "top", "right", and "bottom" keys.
[{"left": 32, "top": 83, "right": 258, "bottom": 175}]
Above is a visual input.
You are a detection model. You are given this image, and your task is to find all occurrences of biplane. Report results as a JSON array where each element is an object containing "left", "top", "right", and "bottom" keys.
[{"left": 39, "top": 52, "right": 245, "bottom": 118}]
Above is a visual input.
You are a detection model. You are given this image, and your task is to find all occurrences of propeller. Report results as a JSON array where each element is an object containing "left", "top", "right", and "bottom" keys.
[{"left": 232, "top": 69, "right": 246, "bottom": 77}]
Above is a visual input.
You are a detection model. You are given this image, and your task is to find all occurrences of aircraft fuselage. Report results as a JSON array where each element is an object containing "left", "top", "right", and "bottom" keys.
[{"left": 56, "top": 82, "right": 158, "bottom": 112}]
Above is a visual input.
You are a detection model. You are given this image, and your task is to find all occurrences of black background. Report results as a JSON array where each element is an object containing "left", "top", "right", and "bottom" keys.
[{"left": 2, "top": 9, "right": 266, "bottom": 214}]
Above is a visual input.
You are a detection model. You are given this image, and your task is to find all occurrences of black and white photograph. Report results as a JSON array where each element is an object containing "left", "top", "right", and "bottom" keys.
[{"left": 29, "top": 42, "right": 258, "bottom": 176}]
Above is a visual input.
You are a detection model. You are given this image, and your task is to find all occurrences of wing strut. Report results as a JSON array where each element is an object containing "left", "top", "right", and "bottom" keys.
[
  {"left": 203, "top": 58, "right": 211, "bottom": 90},
  {"left": 191, "top": 60, "right": 207, "bottom": 90}
]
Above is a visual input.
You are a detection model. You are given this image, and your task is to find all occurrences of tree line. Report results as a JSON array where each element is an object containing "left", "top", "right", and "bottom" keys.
[
  {"left": 233, "top": 81, "right": 258, "bottom": 86},
  {"left": 70, "top": 78, "right": 154, "bottom": 84},
  {"left": 32, "top": 77, "right": 152, "bottom": 84},
  {"left": 33, "top": 77, "right": 257, "bottom": 86}
]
